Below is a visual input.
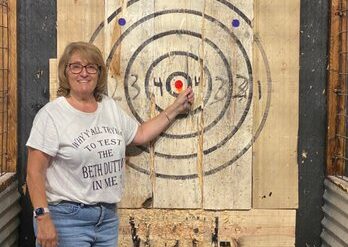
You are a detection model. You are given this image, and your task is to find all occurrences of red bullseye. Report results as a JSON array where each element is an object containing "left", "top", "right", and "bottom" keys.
[{"left": 175, "top": 80, "right": 184, "bottom": 91}]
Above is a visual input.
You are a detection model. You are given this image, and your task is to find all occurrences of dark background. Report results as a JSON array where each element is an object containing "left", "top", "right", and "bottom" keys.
[{"left": 17, "top": 1, "right": 328, "bottom": 246}]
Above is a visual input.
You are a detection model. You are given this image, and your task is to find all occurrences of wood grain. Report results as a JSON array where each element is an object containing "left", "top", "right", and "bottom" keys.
[
  {"left": 252, "top": 0, "right": 299, "bottom": 209},
  {"left": 118, "top": 208, "right": 295, "bottom": 246},
  {"left": 7, "top": 0, "right": 17, "bottom": 172}
]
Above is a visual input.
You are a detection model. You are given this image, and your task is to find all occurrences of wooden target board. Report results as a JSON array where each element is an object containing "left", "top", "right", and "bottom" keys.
[
  {"left": 55, "top": 0, "right": 299, "bottom": 245},
  {"left": 77, "top": 0, "right": 257, "bottom": 210}
]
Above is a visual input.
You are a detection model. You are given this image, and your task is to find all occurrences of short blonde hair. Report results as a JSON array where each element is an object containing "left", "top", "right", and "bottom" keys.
[{"left": 57, "top": 41, "right": 107, "bottom": 101}]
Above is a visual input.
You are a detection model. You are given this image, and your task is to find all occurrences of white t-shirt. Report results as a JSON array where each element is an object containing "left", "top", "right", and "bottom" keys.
[{"left": 26, "top": 95, "right": 138, "bottom": 204}]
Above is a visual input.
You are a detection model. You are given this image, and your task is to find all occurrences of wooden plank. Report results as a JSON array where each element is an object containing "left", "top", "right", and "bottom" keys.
[
  {"left": 99, "top": 0, "right": 203, "bottom": 209},
  {"left": 118, "top": 209, "right": 295, "bottom": 246},
  {"left": 55, "top": 0, "right": 155, "bottom": 208},
  {"left": 7, "top": 0, "right": 17, "bottom": 173},
  {"left": 49, "top": 59, "right": 58, "bottom": 101},
  {"left": 326, "top": 0, "right": 345, "bottom": 175},
  {"left": 202, "top": 0, "right": 253, "bottom": 209},
  {"left": 252, "top": 0, "right": 299, "bottom": 208},
  {"left": 102, "top": 0, "right": 156, "bottom": 208},
  {"left": 150, "top": 0, "right": 202, "bottom": 209},
  {"left": 0, "top": 2, "right": 7, "bottom": 173},
  {"left": 57, "top": 0, "right": 105, "bottom": 59},
  {"left": 336, "top": 0, "right": 348, "bottom": 176},
  {"left": 326, "top": 0, "right": 347, "bottom": 175},
  {"left": 119, "top": 155, "right": 153, "bottom": 208}
]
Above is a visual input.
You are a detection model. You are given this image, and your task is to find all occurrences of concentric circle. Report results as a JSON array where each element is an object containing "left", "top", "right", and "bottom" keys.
[
  {"left": 89, "top": 1, "right": 272, "bottom": 179},
  {"left": 143, "top": 51, "right": 213, "bottom": 121},
  {"left": 105, "top": 13, "right": 253, "bottom": 158}
]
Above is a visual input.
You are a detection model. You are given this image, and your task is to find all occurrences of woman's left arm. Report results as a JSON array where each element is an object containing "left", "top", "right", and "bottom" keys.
[{"left": 131, "top": 87, "right": 194, "bottom": 145}]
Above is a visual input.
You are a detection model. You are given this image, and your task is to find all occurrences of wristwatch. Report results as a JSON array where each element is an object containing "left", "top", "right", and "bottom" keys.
[{"left": 34, "top": 207, "right": 50, "bottom": 218}]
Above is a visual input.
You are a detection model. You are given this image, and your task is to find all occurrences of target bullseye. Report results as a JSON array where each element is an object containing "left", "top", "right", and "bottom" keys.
[
  {"left": 144, "top": 51, "right": 214, "bottom": 126},
  {"left": 164, "top": 71, "right": 194, "bottom": 98},
  {"left": 175, "top": 80, "right": 183, "bottom": 92}
]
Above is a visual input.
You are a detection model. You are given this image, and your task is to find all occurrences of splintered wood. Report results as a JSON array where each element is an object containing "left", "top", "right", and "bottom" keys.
[{"left": 118, "top": 209, "right": 295, "bottom": 247}]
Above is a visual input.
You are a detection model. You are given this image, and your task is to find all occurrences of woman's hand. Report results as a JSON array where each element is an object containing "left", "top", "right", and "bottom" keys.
[
  {"left": 36, "top": 215, "right": 58, "bottom": 247},
  {"left": 131, "top": 87, "right": 194, "bottom": 145},
  {"left": 171, "top": 87, "right": 194, "bottom": 115}
]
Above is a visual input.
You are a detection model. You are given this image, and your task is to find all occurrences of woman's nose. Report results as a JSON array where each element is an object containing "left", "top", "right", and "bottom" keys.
[{"left": 79, "top": 67, "right": 88, "bottom": 76}]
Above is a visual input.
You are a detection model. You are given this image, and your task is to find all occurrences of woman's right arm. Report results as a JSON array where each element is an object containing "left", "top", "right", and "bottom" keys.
[{"left": 26, "top": 147, "right": 58, "bottom": 247}]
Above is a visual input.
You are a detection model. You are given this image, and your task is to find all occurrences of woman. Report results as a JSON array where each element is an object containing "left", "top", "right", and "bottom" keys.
[{"left": 26, "top": 41, "right": 194, "bottom": 247}]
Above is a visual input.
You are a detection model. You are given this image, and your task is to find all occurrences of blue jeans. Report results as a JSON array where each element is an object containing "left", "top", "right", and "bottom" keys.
[{"left": 34, "top": 201, "right": 119, "bottom": 247}]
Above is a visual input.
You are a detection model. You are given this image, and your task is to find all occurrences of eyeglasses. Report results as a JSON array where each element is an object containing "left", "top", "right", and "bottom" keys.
[{"left": 67, "top": 63, "right": 100, "bottom": 74}]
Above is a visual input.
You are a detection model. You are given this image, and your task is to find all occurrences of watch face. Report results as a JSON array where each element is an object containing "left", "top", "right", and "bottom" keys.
[{"left": 35, "top": 208, "right": 44, "bottom": 216}]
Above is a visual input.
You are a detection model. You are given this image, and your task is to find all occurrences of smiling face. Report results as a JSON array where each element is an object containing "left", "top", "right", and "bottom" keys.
[
  {"left": 57, "top": 42, "right": 108, "bottom": 101},
  {"left": 66, "top": 52, "right": 99, "bottom": 100}
]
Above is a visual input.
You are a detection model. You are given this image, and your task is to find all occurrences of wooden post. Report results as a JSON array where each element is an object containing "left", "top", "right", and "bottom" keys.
[
  {"left": 7, "top": 0, "right": 17, "bottom": 173},
  {"left": 326, "top": 0, "right": 347, "bottom": 175}
]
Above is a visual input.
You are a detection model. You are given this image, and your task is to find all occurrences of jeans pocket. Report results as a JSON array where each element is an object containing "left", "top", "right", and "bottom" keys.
[{"left": 48, "top": 202, "right": 80, "bottom": 216}]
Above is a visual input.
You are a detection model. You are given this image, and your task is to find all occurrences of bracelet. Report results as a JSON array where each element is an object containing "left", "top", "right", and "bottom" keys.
[{"left": 163, "top": 111, "right": 171, "bottom": 123}]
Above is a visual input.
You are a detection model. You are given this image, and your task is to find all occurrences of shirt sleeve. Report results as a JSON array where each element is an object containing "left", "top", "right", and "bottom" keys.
[
  {"left": 109, "top": 98, "right": 139, "bottom": 145},
  {"left": 26, "top": 108, "right": 59, "bottom": 157},
  {"left": 118, "top": 107, "right": 139, "bottom": 145}
]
